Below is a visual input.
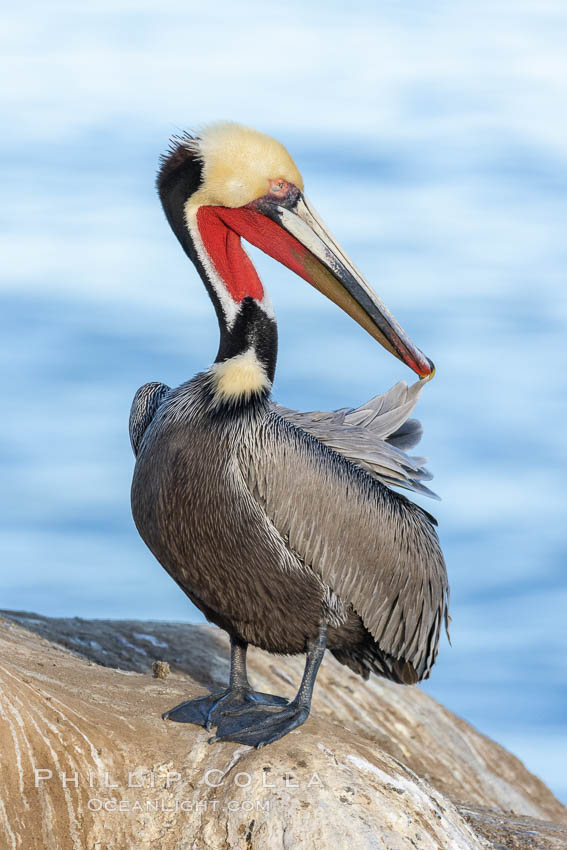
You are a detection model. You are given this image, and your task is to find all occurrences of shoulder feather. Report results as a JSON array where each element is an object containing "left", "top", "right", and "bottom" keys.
[
  {"left": 129, "top": 382, "right": 171, "bottom": 455},
  {"left": 271, "top": 379, "right": 439, "bottom": 499}
]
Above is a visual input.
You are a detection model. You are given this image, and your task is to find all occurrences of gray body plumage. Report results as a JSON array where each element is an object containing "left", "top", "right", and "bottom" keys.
[{"left": 130, "top": 372, "right": 448, "bottom": 685}]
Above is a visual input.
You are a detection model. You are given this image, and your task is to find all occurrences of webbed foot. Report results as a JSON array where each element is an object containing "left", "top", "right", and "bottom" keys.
[
  {"left": 209, "top": 700, "right": 310, "bottom": 747},
  {"left": 163, "top": 689, "right": 289, "bottom": 731}
]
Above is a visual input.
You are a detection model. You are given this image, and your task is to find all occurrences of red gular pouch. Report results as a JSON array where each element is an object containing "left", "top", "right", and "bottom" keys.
[{"left": 196, "top": 205, "right": 313, "bottom": 303}]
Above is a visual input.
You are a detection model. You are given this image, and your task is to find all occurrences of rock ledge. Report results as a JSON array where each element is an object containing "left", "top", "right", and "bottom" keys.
[{"left": 0, "top": 611, "right": 565, "bottom": 849}]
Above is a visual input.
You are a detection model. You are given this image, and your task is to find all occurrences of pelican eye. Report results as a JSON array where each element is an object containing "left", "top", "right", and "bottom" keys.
[{"left": 269, "top": 179, "right": 289, "bottom": 197}]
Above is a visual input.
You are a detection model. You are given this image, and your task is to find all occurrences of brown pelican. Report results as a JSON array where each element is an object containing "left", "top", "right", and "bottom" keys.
[{"left": 130, "top": 122, "right": 449, "bottom": 748}]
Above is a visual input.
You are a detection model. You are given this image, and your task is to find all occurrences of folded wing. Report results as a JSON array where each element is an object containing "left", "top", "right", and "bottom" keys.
[{"left": 244, "top": 409, "right": 449, "bottom": 682}]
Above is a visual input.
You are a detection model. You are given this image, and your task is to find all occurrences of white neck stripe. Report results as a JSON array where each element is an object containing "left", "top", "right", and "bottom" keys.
[{"left": 183, "top": 201, "right": 275, "bottom": 330}]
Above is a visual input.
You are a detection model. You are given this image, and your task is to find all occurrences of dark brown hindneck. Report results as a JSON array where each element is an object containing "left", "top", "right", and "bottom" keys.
[
  {"left": 215, "top": 297, "right": 278, "bottom": 386},
  {"left": 157, "top": 140, "right": 278, "bottom": 384}
]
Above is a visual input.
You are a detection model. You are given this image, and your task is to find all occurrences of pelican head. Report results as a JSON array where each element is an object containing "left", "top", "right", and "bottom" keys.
[{"left": 157, "top": 121, "right": 434, "bottom": 379}]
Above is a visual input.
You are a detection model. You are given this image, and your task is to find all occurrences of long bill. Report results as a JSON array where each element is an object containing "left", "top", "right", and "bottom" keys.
[{"left": 213, "top": 195, "right": 435, "bottom": 379}]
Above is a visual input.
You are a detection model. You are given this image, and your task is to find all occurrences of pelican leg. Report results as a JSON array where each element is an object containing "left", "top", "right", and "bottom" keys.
[
  {"left": 163, "top": 636, "right": 288, "bottom": 731},
  {"left": 210, "top": 623, "right": 328, "bottom": 748}
]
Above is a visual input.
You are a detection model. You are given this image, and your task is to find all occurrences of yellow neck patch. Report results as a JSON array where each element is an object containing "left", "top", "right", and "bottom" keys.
[{"left": 210, "top": 349, "right": 271, "bottom": 403}]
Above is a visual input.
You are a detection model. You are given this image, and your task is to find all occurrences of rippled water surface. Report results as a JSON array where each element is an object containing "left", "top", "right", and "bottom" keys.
[{"left": 2, "top": 0, "right": 566, "bottom": 803}]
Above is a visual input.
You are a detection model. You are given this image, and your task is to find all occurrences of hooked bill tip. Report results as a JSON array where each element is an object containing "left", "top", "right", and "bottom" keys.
[{"left": 421, "top": 357, "right": 436, "bottom": 380}]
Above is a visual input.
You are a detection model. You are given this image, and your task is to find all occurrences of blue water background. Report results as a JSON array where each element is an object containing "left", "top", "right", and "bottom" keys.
[{"left": 2, "top": 0, "right": 566, "bottom": 801}]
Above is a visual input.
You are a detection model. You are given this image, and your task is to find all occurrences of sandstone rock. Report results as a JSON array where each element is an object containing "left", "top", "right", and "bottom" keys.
[{"left": 0, "top": 611, "right": 565, "bottom": 849}]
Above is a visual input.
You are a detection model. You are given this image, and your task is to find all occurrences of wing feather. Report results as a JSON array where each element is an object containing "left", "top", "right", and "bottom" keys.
[
  {"left": 245, "top": 412, "right": 448, "bottom": 681},
  {"left": 271, "top": 379, "right": 439, "bottom": 500},
  {"left": 129, "top": 382, "right": 171, "bottom": 455}
]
